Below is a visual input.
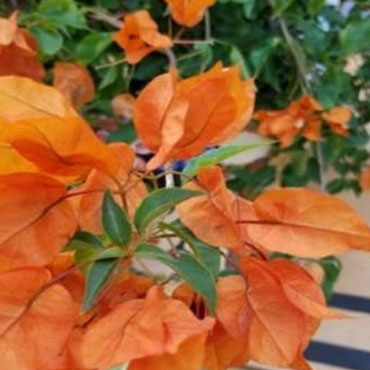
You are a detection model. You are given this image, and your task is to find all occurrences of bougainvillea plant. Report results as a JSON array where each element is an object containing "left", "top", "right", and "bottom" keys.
[{"left": 0, "top": 1, "right": 370, "bottom": 370}]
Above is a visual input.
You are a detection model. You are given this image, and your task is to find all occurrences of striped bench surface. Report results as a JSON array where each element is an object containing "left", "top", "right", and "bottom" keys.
[{"left": 244, "top": 251, "right": 370, "bottom": 370}]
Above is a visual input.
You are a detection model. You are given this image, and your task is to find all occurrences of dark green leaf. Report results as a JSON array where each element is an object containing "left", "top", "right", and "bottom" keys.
[
  {"left": 320, "top": 256, "right": 342, "bottom": 302},
  {"left": 102, "top": 191, "right": 132, "bottom": 247},
  {"left": 230, "top": 46, "right": 250, "bottom": 78},
  {"left": 162, "top": 221, "right": 221, "bottom": 278},
  {"left": 134, "top": 189, "right": 202, "bottom": 234},
  {"left": 76, "top": 33, "right": 113, "bottom": 65},
  {"left": 30, "top": 27, "right": 63, "bottom": 56},
  {"left": 307, "top": 0, "right": 325, "bottom": 17},
  {"left": 83, "top": 257, "right": 119, "bottom": 311},
  {"left": 135, "top": 244, "right": 217, "bottom": 313},
  {"left": 107, "top": 123, "right": 137, "bottom": 144},
  {"left": 38, "top": 0, "right": 86, "bottom": 29},
  {"left": 340, "top": 19, "right": 370, "bottom": 55}
]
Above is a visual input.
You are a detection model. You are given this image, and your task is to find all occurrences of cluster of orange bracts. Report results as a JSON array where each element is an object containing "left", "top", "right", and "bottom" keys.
[{"left": 0, "top": 4, "right": 367, "bottom": 370}]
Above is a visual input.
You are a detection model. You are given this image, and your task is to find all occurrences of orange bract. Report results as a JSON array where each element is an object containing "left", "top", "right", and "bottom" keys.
[
  {"left": 0, "top": 12, "right": 45, "bottom": 81},
  {"left": 0, "top": 76, "right": 120, "bottom": 180},
  {"left": 135, "top": 63, "right": 255, "bottom": 170},
  {"left": 0, "top": 173, "right": 76, "bottom": 270},
  {"left": 246, "top": 187, "right": 370, "bottom": 257},
  {"left": 53, "top": 63, "right": 96, "bottom": 107},
  {"left": 81, "top": 285, "right": 214, "bottom": 369},
  {"left": 112, "top": 93, "right": 136, "bottom": 120},
  {"left": 0, "top": 268, "right": 76, "bottom": 370},
  {"left": 177, "top": 166, "right": 256, "bottom": 251},
  {"left": 165, "top": 0, "right": 217, "bottom": 27},
  {"left": 255, "top": 95, "right": 352, "bottom": 147},
  {"left": 73, "top": 143, "right": 147, "bottom": 234},
  {"left": 113, "top": 10, "right": 173, "bottom": 64}
]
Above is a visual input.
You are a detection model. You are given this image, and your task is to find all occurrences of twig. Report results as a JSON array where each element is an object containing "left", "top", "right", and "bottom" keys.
[
  {"left": 95, "top": 58, "right": 126, "bottom": 70},
  {"left": 160, "top": 48, "right": 177, "bottom": 69}
]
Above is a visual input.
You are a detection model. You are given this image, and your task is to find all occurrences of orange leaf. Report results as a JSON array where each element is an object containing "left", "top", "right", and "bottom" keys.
[
  {"left": 53, "top": 63, "right": 95, "bottom": 107},
  {"left": 0, "top": 13, "right": 45, "bottom": 81},
  {"left": 0, "top": 268, "right": 76, "bottom": 370},
  {"left": 113, "top": 10, "right": 173, "bottom": 64},
  {"left": 265, "top": 259, "right": 344, "bottom": 319},
  {"left": 0, "top": 76, "right": 120, "bottom": 180},
  {"left": 73, "top": 143, "right": 147, "bottom": 233},
  {"left": 177, "top": 166, "right": 256, "bottom": 251},
  {"left": 130, "top": 334, "right": 208, "bottom": 370},
  {"left": 0, "top": 173, "right": 76, "bottom": 269},
  {"left": 216, "top": 275, "right": 249, "bottom": 339},
  {"left": 165, "top": 0, "right": 217, "bottom": 27},
  {"left": 241, "top": 257, "right": 306, "bottom": 367},
  {"left": 134, "top": 64, "right": 256, "bottom": 170},
  {"left": 255, "top": 95, "right": 322, "bottom": 147},
  {"left": 360, "top": 166, "right": 370, "bottom": 191},
  {"left": 245, "top": 187, "right": 370, "bottom": 257},
  {"left": 322, "top": 106, "right": 352, "bottom": 136},
  {"left": 81, "top": 285, "right": 214, "bottom": 369},
  {"left": 112, "top": 93, "right": 136, "bottom": 120},
  {"left": 204, "top": 323, "right": 249, "bottom": 370}
]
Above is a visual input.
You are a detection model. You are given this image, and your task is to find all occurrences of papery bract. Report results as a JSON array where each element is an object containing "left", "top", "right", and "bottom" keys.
[
  {"left": 113, "top": 10, "right": 173, "bottom": 64},
  {"left": 0, "top": 13, "right": 45, "bottom": 81},
  {"left": 177, "top": 166, "right": 256, "bottom": 251},
  {"left": 245, "top": 187, "right": 370, "bottom": 257},
  {"left": 53, "top": 62, "right": 95, "bottom": 107},
  {"left": 165, "top": 0, "right": 216, "bottom": 27},
  {"left": 73, "top": 143, "right": 147, "bottom": 234},
  {"left": 0, "top": 76, "right": 120, "bottom": 180},
  {"left": 135, "top": 63, "right": 255, "bottom": 170},
  {"left": 81, "top": 285, "right": 214, "bottom": 369},
  {"left": 0, "top": 268, "right": 76, "bottom": 370},
  {"left": 0, "top": 173, "right": 76, "bottom": 269}
]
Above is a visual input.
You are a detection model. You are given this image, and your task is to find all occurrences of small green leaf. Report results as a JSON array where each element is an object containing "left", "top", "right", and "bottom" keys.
[
  {"left": 107, "top": 123, "right": 137, "bottom": 144},
  {"left": 135, "top": 244, "right": 217, "bottom": 313},
  {"left": 38, "top": 0, "right": 86, "bottom": 29},
  {"left": 230, "top": 46, "right": 250, "bottom": 78},
  {"left": 161, "top": 221, "right": 221, "bottom": 278},
  {"left": 65, "top": 231, "right": 104, "bottom": 252},
  {"left": 320, "top": 256, "right": 342, "bottom": 302},
  {"left": 30, "top": 27, "right": 63, "bottom": 56},
  {"left": 182, "top": 141, "right": 272, "bottom": 182},
  {"left": 99, "top": 66, "right": 119, "bottom": 89},
  {"left": 340, "top": 19, "right": 370, "bottom": 55},
  {"left": 307, "top": 0, "right": 325, "bottom": 17},
  {"left": 102, "top": 191, "right": 132, "bottom": 247},
  {"left": 273, "top": 0, "right": 296, "bottom": 16},
  {"left": 243, "top": 0, "right": 257, "bottom": 19},
  {"left": 134, "top": 189, "right": 202, "bottom": 234},
  {"left": 76, "top": 33, "right": 113, "bottom": 65},
  {"left": 83, "top": 257, "right": 119, "bottom": 311}
]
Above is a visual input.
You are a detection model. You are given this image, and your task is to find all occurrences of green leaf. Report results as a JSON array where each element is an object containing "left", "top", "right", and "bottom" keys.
[
  {"left": 38, "top": 0, "right": 86, "bottom": 29},
  {"left": 99, "top": 66, "right": 119, "bottom": 89},
  {"left": 340, "top": 19, "right": 370, "bottom": 55},
  {"left": 102, "top": 191, "right": 132, "bottom": 247},
  {"left": 135, "top": 244, "right": 217, "bottom": 313},
  {"left": 249, "top": 38, "right": 280, "bottom": 75},
  {"left": 30, "top": 27, "right": 63, "bottom": 56},
  {"left": 243, "top": 0, "right": 257, "bottom": 19},
  {"left": 182, "top": 141, "right": 272, "bottom": 181},
  {"left": 230, "top": 46, "right": 250, "bottom": 78},
  {"left": 83, "top": 257, "right": 119, "bottom": 311},
  {"left": 162, "top": 221, "right": 220, "bottom": 278},
  {"left": 107, "top": 123, "right": 137, "bottom": 144},
  {"left": 134, "top": 189, "right": 202, "bottom": 234},
  {"left": 273, "top": 0, "right": 296, "bottom": 16},
  {"left": 65, "top": 231, "right": 104, "bottom": 252},
  {"left": 320, "top": 256, "right": 342, "bottom": 302},
  {"left": 307, "top": 0, "right": 325, "bottom": 17},
  {"left": 76, "top": 33, "right": 113, "bottom": 65}
]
